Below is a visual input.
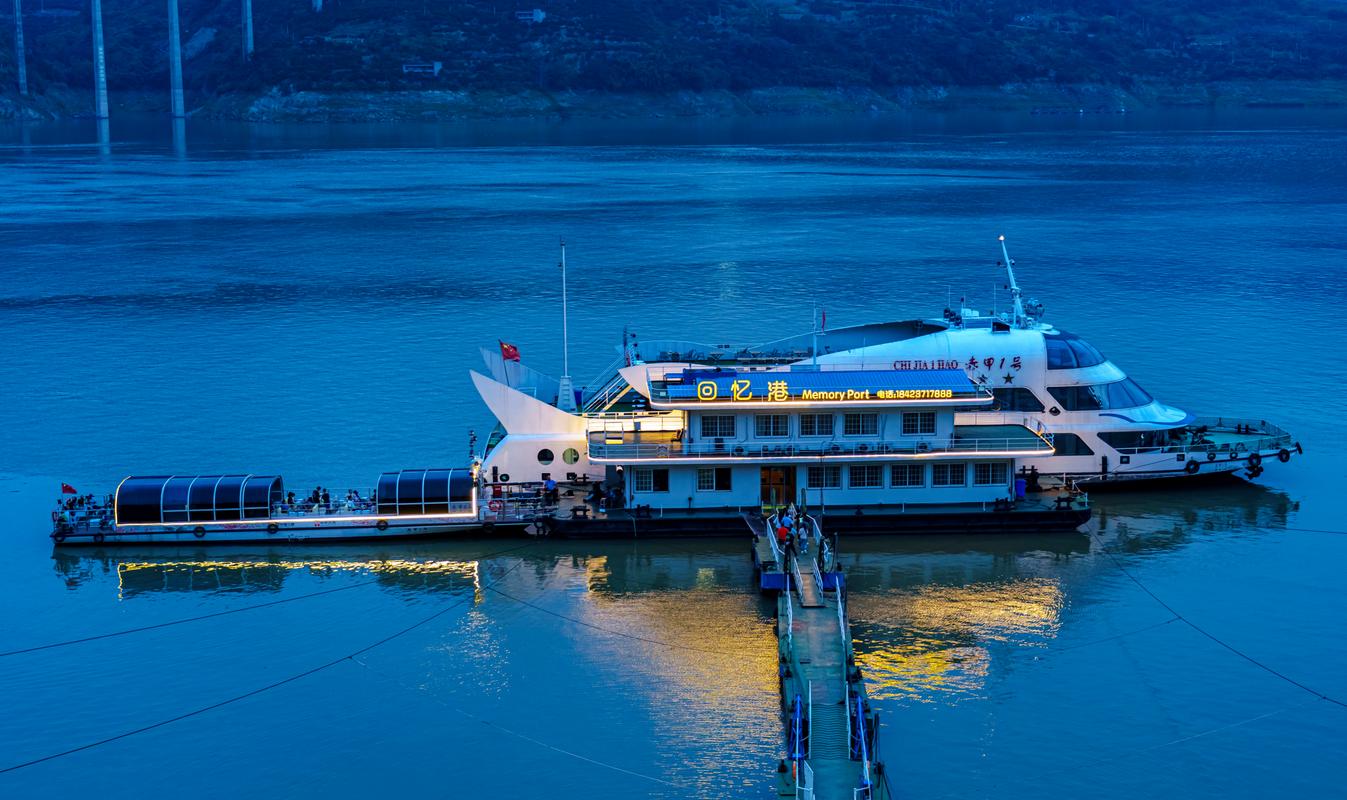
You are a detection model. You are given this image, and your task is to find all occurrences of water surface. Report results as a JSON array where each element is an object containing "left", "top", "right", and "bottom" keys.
[{"left": 1, "top": 110, "right": 1344, "bottom": 798}]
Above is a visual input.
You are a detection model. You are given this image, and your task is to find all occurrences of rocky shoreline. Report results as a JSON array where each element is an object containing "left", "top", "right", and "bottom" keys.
[{"left": 4, "top": 80, "right": 1347, "bottom": 123}]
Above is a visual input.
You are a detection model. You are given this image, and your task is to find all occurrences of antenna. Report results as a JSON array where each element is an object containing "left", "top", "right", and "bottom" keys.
[{"left": 999, "top": 235, "right": 1027, "bottom": 328}]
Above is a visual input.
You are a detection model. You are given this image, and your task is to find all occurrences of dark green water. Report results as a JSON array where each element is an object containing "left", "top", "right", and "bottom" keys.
[{"left": 0, "top": 110, "right": 1344, "bottom": 798}]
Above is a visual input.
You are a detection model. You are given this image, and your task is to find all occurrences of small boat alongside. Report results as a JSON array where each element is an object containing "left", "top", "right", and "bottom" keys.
[{"left": 51, "top": 468, "right": 530, "bottom": 546}]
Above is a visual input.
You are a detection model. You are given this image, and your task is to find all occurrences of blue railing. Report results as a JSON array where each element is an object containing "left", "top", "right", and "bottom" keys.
[{"left": 790, "top": 693, "right": 806, "bottom": 762}]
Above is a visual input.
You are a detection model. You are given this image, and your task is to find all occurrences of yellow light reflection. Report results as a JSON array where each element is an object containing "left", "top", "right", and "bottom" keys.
[{"left": 852, "top": 578, "right": 1062, "bottom": 702}]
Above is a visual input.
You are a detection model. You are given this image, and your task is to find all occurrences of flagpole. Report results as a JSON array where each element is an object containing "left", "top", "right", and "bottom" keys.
[
  {"left": 561, "top": 238, "right": 569, "bottom": 378},
  {"left": 556, "top": 239, "right": 577, "bottom": 412}
]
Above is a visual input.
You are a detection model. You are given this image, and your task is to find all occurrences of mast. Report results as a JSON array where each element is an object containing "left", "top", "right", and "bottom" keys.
[
  {"left": 999, "top": 235, "right": 1027, "bottom": 328},
  {"left": 556, "top": 239, "right": 576, "bottom": 412}
]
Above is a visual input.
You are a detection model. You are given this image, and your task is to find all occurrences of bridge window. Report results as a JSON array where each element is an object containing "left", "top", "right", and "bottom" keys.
[
  {"left": 891, "top": 464, "right": 925, "bottom": 487},
  {"left": 973, "top": 462, "right": 1009, "bottom": 486},
  {"left": 755, "top": 414, "right": 789, "bottom": 438},
  {"left": 799, "top": 413, "right": 834, "bottom": 437},
  {"left": 700, "top": 415, "right": 735, "bottom": 439},
  {"left": 696, "top": 467, "right": 732, "bottom": 491},
  {"left": 806, "top": 465, "right": 841, "bottom": 489},
  {"left": 1047, "top": 379, "right": 1153, "bottom": 411},
  {"left": 1045, "top": 334, "right": 1107, "bottom": 369},
  {"left": 843, "top": 413, "right": 878, "bottom": 436},
  {"left": 933, "top": 463, "right": 966, "bottom": 487},
  {"left": 901, "top": 412, "right": 935, "bottom": 435},
  {"left": 849, "top": 465, "right": 883, "bottom": 488}
]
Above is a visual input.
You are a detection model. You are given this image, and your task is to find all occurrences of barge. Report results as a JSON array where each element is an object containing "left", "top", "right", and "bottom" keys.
[{"left": 51, "top": 468, "right": 532, "bottom": 546}]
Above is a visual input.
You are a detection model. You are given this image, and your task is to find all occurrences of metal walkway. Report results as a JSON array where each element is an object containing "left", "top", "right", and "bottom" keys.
[{"left": 748, "top": 513, "right": 891, "bottom": 800}]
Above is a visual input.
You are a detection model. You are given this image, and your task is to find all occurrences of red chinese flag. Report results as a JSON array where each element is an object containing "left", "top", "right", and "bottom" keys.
[
  {"left": 61, "top": 483, "right": 78, "bottom": 495},
  {"left": 499, "top": 340, "right": 521, "bottom": 363}
]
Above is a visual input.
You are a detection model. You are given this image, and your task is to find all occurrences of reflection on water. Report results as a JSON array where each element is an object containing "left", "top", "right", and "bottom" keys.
[
  {"left": 854, "top": 579, "right": 1063, "bottom": 702},
  {"left": 843, "top": 484, "right": 1299, "bottom": 704}
]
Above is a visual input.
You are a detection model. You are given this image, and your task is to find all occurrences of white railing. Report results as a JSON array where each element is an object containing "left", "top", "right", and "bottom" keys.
[
  {"left": 784, "top": 574, "right": 794, "bottom": 646},
  {"left": 589, "top": 434, "right": 1052, "bottom": 461},
  {"left": 798, "top": 760, "right": 815, "bottom": 800},
  {"left": 791, "top": 555, "right": 808, "bottom": 606}
]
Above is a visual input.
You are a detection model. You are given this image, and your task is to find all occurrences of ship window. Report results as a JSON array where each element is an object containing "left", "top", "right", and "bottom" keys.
[
  {"left": 562, "top": 448, "right": 580, "bottom": 465},
  {"left": 700, "top": 415, "right": 735, "bottom": 439},
  {"left": 974, "top": 462, "right": 1009, "bottom": 486},
  {"left": 1048, "top": 379, "right": 1152, "bottom": 411},
  {"left": 1051, "top": 433, "right": 1095, "bottom": 456},
  {"left": 755, "top": 414, "right": 788, "bottom": 438},
  {"left": 806, "top": 465, "right": 841, "bottom": 489},
  {"left": 799, "top": 413, "right": 834, "bottom": 437},
  {"left": 990, "top": 388, "right": 1045, "bottom": 412},
  {"left": 633, "top": 468, "right": 669, "bottom": 493},
  {"left": 933, "top": 463, "right": 966, "bottom": 487},
  {"left": 696, "top": 467, "right": 732, "bottom": 491},
  {"left": 848, "top": 465, "right": 883, "bottom": 488},
  {"left": 537, "top": 448, "right": 554, "bottom": 465},
  {"left": 1045, "top": 333, "right": 1106, "bottom": 369},
  {"left": 901, "top": 412, "right": 936, "bottom": 435},
  {"left": 1099, "top": 430, "right": 1176, "bottom": 451},
  {"left": 843, "top": 413, "right": 878, "bottom": 436},
  {"left": 891, "top": 464, "right": 925, "bottom": 487}
]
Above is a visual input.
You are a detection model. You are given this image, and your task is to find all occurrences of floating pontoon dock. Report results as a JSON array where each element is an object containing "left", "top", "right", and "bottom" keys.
[{"left": 747, "top": 514, "right": 892, "bottom": 800}]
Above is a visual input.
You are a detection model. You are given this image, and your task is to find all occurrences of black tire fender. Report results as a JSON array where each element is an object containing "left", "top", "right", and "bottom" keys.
[
  {"left": 376, "top": 519, "right": 389, "bottom": 531},
  {"left": 1278, "top": 448, "right": 1291, "bottom": 463},
  {"left": 1248, "top": 452, "right": 1262, "bottom": 467},
  {"left": 93, "top": 533, "right": 105, "bottom": 544},
  {"left": 193, "top": 526, "right": 206, "bottom": 538},
  {"left": 266, "top": 522, "right": 279, "bottom": 535},
  {"left": 1207, "top": 451, "right": 1217, "bottom": 462},
  {"left": 1184, "top": 459, "right": 1201, "bottom": 475}
]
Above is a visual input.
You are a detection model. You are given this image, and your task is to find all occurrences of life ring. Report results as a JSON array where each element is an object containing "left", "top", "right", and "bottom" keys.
[
  {"left": 655, "top": 445, "right": 669, "bottom": 457},
  {"left": 376, "top": 519, "right": 389, "bottom": 531},
  {"left": 193, "top": 526, "right": 206, "bottom": 538},
  {"left": 1277, "top": 448, "right": 1291, "bottom": 463},
  {"left": 733, "top": 446, "right": 745, "bottom": 456},
  {"left": 1206, "top": 451, "right": 1217, "bottom": 462},
  {"left": 93, "top": 532, "right": 105, "bottom": 544},
  {"left": 1248, "top": 452, "right": 1262, "bottom": 467},
  {"left": 266, "top": 523, "right": 279, "bottom": 535},
  {"left": 1184, "top": 459, "right": 1200, "bottom": 475},
  {"left": 488, "top": 499, "right": 504, "bottom": 513}
]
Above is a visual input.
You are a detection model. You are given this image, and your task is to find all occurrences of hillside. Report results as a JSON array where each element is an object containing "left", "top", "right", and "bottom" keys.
[{"left": 3, "top": 0, "right": 1347, "bottom": 119}]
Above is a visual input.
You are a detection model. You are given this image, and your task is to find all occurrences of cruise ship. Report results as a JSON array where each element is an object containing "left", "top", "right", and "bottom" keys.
[{"left": 474, "top": 240, "right": 1299, "bottom": 520}]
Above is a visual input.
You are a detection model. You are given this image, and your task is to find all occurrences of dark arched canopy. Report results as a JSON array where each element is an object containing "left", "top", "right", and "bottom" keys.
[
  {"left": 116, "top": 475, "right": 284, "bottom": 525},
  {"left": 376, "top": 469, "right": 473, "bottom": 516}
]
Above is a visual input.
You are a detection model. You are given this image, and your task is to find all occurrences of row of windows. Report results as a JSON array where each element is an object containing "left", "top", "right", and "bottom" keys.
[
  {"left": 636, "top": 467, "right": 737, "bottom": 492},
  {"left": 1046, "top": 379, "right": 1153, "bottom": 412},
  {"left": 805, "top": 462, "right": 1009, "bottom": 489},
  {"left": 630, "top": 462, "right": 1010, "bottom": 493},
  {"left": 700, "top": 411, "right": 935, "bottom": 440}
]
